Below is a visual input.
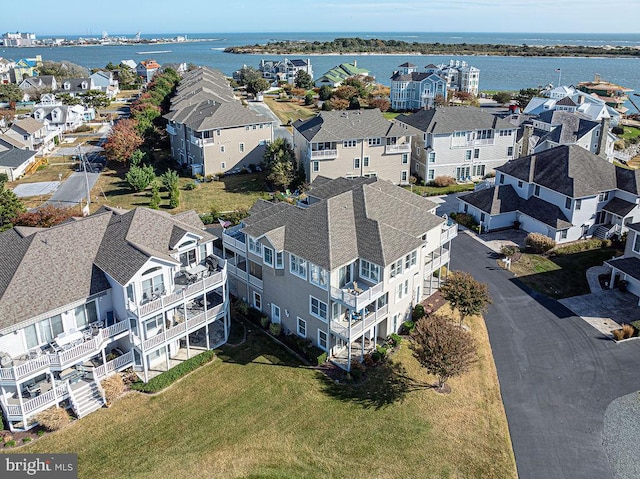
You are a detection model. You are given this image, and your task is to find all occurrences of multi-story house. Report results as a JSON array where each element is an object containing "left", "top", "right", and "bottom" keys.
[
  {"left": 292, "top": 109, "right": 414, "bottom": 185},
  {"left": 577, "top": 74, "right": 633, "bottom": 114},
  {"left": 58, "top": 77, "right": 95, "bottom": 98},
  {"left": 10, "top": 56, "right": 42, "bottom": 83},
  {"left": 3, "top": 117, "right": 58, "bottom": 153},
  {"left": 0, "top": 206, "right": 230, "bottom": 432},
  {"left": 458, "top": 144, "right": 640, "bottom": 243},
  {"left": 136, "top": 60, "right": 161, "bottom": 84},
  {"left": 315, "top": 61, "right": 370, "bottom": 88},
  {"left": 396, "top": 106, "right": 517, "bottom": 182},
  {"left": 18, "top": 75, "right": 58, "bottom": 101},
  {"left": 221, "top": 176, "right": 457, "bottom": 370},
  {"left": 164, "top": 68, "right": 273, "bottom": 176},
  {"left": 425, "top": 60, "right": 480, "bottom": 96},
  {"left": 89, "top": 70, "right": 120, "bottom": 99},
  {"left": 32, "top": 94, "right": 95, "bottom": 133},
  {"left": 255, "top": 57, "right": 313, "bottom": 85},
  {"left": 605, "top": 223, "right": 640, "bottom": 298},
  {"left": 390, "top": 62, "right": 448, "bottom": 110},
  {"left": 0, "top": 57, "right": 15, "bottom": 84}
]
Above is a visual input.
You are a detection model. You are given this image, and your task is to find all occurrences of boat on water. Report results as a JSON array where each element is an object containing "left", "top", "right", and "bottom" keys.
[{"left": 136, "top": 50, "right": 171, "bottom": 54}]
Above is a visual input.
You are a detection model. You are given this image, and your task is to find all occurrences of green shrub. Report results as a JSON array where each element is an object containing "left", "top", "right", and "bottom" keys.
[
  {"left": 630, "top": 320, "right": 640, "bottom": 332},
  {"left": 450, "top": 212, "right": 479, "bottom": 231},
  {"left": 371, "top": 351, "right": 382, "bottom": 362},
  {"left": 433, "top": 175, "right": 456, "bottom": 187},
  {"left": 389, "top": 333, "right": 402, "bottom": 347},
  {"left": 184, "top": 182, "right": 197, "bottom": 190},
  {"left": 376, "top": 345, "right": 388, "bottom": 357},
  {"left": 402, "top": 320, "right": 415, "bottom": 334},
  {"left": 554, "top": 239, "right": 605, "bottom": 255},
  {"left": 37, "top": 430, "right": 45, "bottom": 437},
  {"left": 4, "top": 440, "right": 16, "bottom": 447},
  {"left": 269, "top": 322, "right": 281, "bottom": 336},
  {"left": 501, "top": 245, "right": 519, "bottom": 257},
  {"left": 130, "top": 351, "right": 216, "bottom": 393},
  {"left": 246, "top": 306, "right": 263, "bottom": 323},
  {"left": 233, "top": 299, "right": 249, "bottom": 317},
  {"left": 260, "top": 316, "right": 270, "bottom": 328},
  {"left": 412, "top": 304, "right": 425, "bottom": 321},
  {"left": 525, "top": 232, "right": 556, "bottom": 253},
  {"left": 316, "top": 351, "right": 327, "bottom": 365},
  {"left": 22, "top": 437, "right": 31, "bottom": 443}
]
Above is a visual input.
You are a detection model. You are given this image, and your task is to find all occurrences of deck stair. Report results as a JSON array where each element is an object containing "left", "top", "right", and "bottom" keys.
[{"left": 69, "top": 381, "right": 105, "bottom": 418}]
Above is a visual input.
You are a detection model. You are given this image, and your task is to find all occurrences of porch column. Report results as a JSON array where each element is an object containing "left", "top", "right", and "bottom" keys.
[
  {"left": 16, "top": 385, "right": 26, "bottom": 430},
  {"left": 224, "top": 309, "right": 229, "bottom": 342},
  {"left": 142, "top": 352, "right": 149, "bottom": 383},
  {"left": 165, "top": 344, "right": 170, "bottom": 371},
  {"left": 205, "top": 322, "right": 210, "bottom": 350},
  {"left": 186, "top": 333, "right": 191, "bottom": 359},
  {"left": 609, "top": 269, "right": 616, "bottom": 290},
  {"left": 101, "top": 348, "right": 107, "bottom": 366},
  {"left": 50, "top": 373, "right": 58, "bottom": 406}
]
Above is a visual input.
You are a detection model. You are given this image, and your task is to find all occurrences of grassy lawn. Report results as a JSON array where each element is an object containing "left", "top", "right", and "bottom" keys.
[
  {"left": 619, "top": 126, "right": 640, "bottom": 141},
  {"left": 7, "top": 162, "right": 75, "bottom": 186},
  {"left": 263, "top": 97, "right": 317, "bottom": 126},
  {"left": 383, "top": 112, "right": 401, "bottom": 120},
  {"left": 21, "top": 314, "right": 516, "bottom": 479},
  {"left": 409, "top": 183, "right": 476, "bottom": 196},
  {"left": 509, "top": 247, "right": 621, "bottom": 298}
]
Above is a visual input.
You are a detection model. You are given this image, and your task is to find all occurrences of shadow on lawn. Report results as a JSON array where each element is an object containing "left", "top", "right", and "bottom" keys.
[{"left": 317, "top": 360, "right": 434, "bottom": 410}]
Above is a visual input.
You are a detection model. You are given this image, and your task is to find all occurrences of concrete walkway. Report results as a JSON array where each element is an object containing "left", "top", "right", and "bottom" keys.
[{"left": 587, "top": 265, "right": 611, "bottom": 293}]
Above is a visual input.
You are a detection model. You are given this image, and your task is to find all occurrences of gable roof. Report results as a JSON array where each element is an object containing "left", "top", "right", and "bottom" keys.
[
  {"left": 293, "top": 109, "right": 410, "bottom": 143},
  {"left": 397, "top": 106, "right": 515, "bottom": 134},
  {"left": 0, "top": 148, "right": 36, "bottom": 168},
  {"left": 164, "top": 99, "right": 268, "bottom": 131},
  {"left": 241, "top": 177, "right": 442, "bottom": 269},
  {"left": 496, "top": 144, "right": 617, "bottom": 198},
  {"left": 11, "top": 117, "right": 45, "bottom": 135}
]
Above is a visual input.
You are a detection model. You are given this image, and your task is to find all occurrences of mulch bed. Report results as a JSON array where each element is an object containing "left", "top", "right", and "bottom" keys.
[{"left": 420, "top": 291, "right": 446, "bottom": 315}]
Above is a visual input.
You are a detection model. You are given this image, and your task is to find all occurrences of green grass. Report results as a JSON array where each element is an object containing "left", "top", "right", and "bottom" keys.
[
  {"left": 619, "top": 126, "right": 640, "bottom": 140},
  {"left": 409, "top": 183, "right": 476, "bottom": 196},
  {"left": 20, "top": 318, "right": 516, "bottom": 479},
  {"left": 510, "top": 247, "right": 621, "bottom": 298},
  {"left": 383, "top": 112, "right": 401, "bottom": 120}
]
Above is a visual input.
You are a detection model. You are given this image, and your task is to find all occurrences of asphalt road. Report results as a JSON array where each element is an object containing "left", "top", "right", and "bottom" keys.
[
  {"left": 450, "top": 232, "right": 640, "bottom": 479},
  {"left": 45, "top": 171, "right": 101, "bottom": 207},
  {"left": 246, "top": 100, "right": 293, "bottom": 143}
]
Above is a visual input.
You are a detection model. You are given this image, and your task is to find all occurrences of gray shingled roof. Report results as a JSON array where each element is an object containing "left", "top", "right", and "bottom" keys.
[
  {"left": 164, "top": 100, "right": 268, "bottom": 131},
  {"left": 293, "top": 109, "right": 410, "bottom": 143},
  {"left": 0, "top": 148, "right": 36, "bottom": 168},
  {"left": 602, "top": 197, "right": 637, "bottom": 217},
  {"left": 241, "top": 177, "right": 443, "bottom": 269},
  {"left": 390, "top": 71, "right": 437, "bottom": 82},
  {"left": 496, "top": 144, "right": 618, "bottom": 198},
  {"left": 396, "top": 106, "right": 515, "bottom": 134},
  {"left": 11, "top": 117, "right": 45, "bottom": 134},
  {"left": 606, "top": 257, "right": 640, "bottom": 282}
]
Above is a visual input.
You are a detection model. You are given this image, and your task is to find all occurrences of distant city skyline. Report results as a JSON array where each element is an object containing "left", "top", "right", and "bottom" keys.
[{"left": 2, "top": 0, "right": 640, "bottom": 35}]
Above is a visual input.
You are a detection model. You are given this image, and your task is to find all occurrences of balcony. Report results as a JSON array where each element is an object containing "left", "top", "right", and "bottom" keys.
[
  {"left": 330, "top": 303, "right": 389, "bottom": 340},
  {"left": 0, "top": 321, "right": 130, "bottom": 383},
  {"left": 142, "top": 302, "right": 225, "bottom": 351},
  {"left": 309, "top": 149, "right": 338, "bottom": 160},
  {"left": 190, "top": 135, "right": 203, "bottom": 147},
  {"left": 222, "top": 225, "right": 246, "bottom": 252},
  {"left": 94, "top": 351, "right": 134, "bottom": 379},
  {"left": 440, "top": 221, "right": 458, "bottom": 245},
  {"left": 166, "top": 124, "right": 176, "bottom": 135},
  {"left": 424, "top": 249, "right": 451, "bottom": 275},
  {"left": 1, "top": 383, "right": 69, "bottom": 420},
  {"left": 132, "top": 263, "right": 226, "bottom": 318},
  {"left": 452, "top": 138, "right": 495, "bottom": 148},
  {"left": 384, "top": 143, "right": 411, "bottom": 154},
  {"left": 330, "top": 281, "right": 385, "bottom": 311}
]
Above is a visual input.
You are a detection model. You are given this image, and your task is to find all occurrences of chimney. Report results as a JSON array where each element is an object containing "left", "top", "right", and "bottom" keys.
[
  {"left": 594, "top": 73, "right": 601, "bottom": 83},
  {"left": 596, "top": 117, "right": 611, "bottom": 160},
  {"left": 521, "top": 124, "right": 534, "bottom": 158},
  {"left": 353, "top": 60, "right": 357, "bottom": 67}
]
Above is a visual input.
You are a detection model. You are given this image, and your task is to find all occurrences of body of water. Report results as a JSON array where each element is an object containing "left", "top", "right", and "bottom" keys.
[{"left": 2, "top": 32, "right": 639, "bottom": 109}]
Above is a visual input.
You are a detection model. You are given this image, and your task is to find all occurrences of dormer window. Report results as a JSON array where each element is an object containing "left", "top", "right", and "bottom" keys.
[
  {"left": 81, "top": 81, "right": 88, "bottom": 89},
  {"left": 64, "top": 82, "right": 70, "bottom": 90}
]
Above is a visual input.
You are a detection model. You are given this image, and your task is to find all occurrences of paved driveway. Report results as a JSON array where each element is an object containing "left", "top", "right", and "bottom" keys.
[
  {"left": 45, "top": 171, "right": 101, "bottom": 207},
  {"left": 450, "top": 232, "right": 640, "bottom": 479},
  {"left": 246, "top": 100, "right": 293, "bottom": 143}
]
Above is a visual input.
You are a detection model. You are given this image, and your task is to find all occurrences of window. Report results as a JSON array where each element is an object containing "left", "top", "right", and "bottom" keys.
[
  {"left": 534, "top": 185, "right": 540, "bottom": 196},
  {"left": 396, "top": 279, "right": 409, "bottom": 300},
  {"left": 463, "top": 204, "right": 468, "bottom": 213},
  {"left": 239, "top": 143, "right": 245, "bottom": 153},
  {"left": 518, "top": 181, "right": 523, "bottom": 188},
  {"left": 363, "top": 156, "right": 370, "bottom": 167},
  {"left": 248, "top": 236, "right": 261, "bottom": 255},
  {"left": 126, "top": 283, "right": 135, "bottom": 303},
  {"left": 368, "top": 137, "right": 381, "bottom": 146},
  {"left": 428, "top": 169, "right": 435, "bottom": 180},
  {"left": 318, "top": 330, "right": 328, "bottom": 350},
  {"left": 290, "top": 254, "right": 307, "bottom": 279},
  {"left": 401, "top": 171, "right": 408, "bottom": 183},
  {"left": 565, "top": 197, "right": 571, "bottom": 209},
  {"left": 402, "top": 153, "right": 408, "bottom": 164},
  {"left": 310, "top": 264, "right": 328, "bottom": 288},
  {"left": 275, "top": 251, "right": 284, "bottom": 269},
  {"left": 599, "top": 191, "right": 609, "bottom": 202},
  {"left": 507, "top": 146, "right": 514, "bottom": 156},
  {"left": 499, "top": 174, "right": 504, "bottom": 185},
  {"left": 634, "top": 233, "right": 640, "bottom": 253},
  {"left": 473, "top": 164, "right": 485, "bottom": 177},
  {"left": 297, "top": 317, "right": 307, "bottom": 337},
  {"left": 310, "top": 296, "right": 328, "bottom": 321},
  {"left": 312, "top": 161, "right": 319, "bottom": 172},
  {"left": 24, "top": 324, "right": 38, "bottom": 349},
  {"left": 142, "top": 274, "right": 165, "bottom": 302},
  {"left": 428, "top": 152, "right": 436, "bottom": 163},
  {"left": 353, "top": 158, "right": 360, "bottom": 169},
  {"left": 38, "top": 314, "right": 64, "bottom": 344},
  {"left": 249, "top": 260, "right": 262, "bottom": 280},
  {"left": 343, "top": 139, "right": 357, "bottom": 148},
  {"left": 575, "top": 199, "right": 582, "bottom": 210},
  {"left": 271, "top": 304, "right": 281, "bottom": 323},
  {"left": 404, "top": 251, "right": 417, "bottom": 269},
  {"left": 474, "top": 148, "right": 480, "bottom": 159},
  {"left": 179, "top": 249, "right": 196, "bottom": 267},
  {"left": 253, "top": 292, "right": 262, "bottom": 310},
  {"left": 221, "top": 162, "right": 226, "bottom": 169},
  {"left": 560, "top": 229, "right": 568, "bottom": 240},
  {"left": 220, "top": 145, "right": 225, "bottom": 153},
  {"left": 390, "top": 258, "right": 403, "bottom": 278},
  {"left": 360, "top": 259, "right": 380, "bottom": 283},
  {"left": 480, "top": 213, "right": 486, "bottom": 222},
  {"left": 465, "top": 150, "right": 472, "bottom": 161},
  {"left": 263, "top": 246, "right": 273, "bottom": 266},
  {"left": 74, "top": 302, "right": 97, "bottom": 330}
]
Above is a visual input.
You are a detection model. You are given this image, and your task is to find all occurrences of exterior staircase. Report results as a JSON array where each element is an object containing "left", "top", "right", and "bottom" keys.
[
  {"left": 69, "top": 381, "right": 105, "bottom": 418},
  {"left": 593, "top": 225, "right": 610, "bottom": 240}
]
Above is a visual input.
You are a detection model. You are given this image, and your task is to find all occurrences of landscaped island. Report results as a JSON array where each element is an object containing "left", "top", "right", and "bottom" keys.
[{"left": 224, "top": 37, "right": 640, "bottom": 57}]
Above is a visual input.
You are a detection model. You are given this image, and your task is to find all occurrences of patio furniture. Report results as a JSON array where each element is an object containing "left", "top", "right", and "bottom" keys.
[
  {"left": 83, "top": 330, "right": 94, "bottom": 341},
  {"left": 39, "top": 382, "right": 52, "bottom": 395},
  {"left": 186, "top": 264, "right": 208, "bottom": 280},
  {"left": 55, "top": 330, "right": 84, "bottom": 349},
  {"left": 0, "top": 352, "right": 12, "bottom": 368}
]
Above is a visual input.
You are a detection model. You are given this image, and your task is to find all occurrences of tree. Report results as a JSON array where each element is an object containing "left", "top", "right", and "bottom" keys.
[
  {"left": 13, "top": 204, "right": 75, "bottom": 228},
  {"left": 79, "top": 90, "right": 110, "bottom": 108},
  {"left": 439, "top": 271, "right": 492, "bottom": 326},
  {"left": 515, "top": 87, "right": 540, "bottom": 109},
  {"left": 267, "top": 157, "right": 295, "bottom": 190},
  {"left": 333, "top": 85, "right": 358, "bottom": 101},
  {"left": 0, "top": 186, "right": 26, "bottom": 232},
  {"left": 38, "top": 60, "right": 88, "bottom": 80},
  {"left": 304, "top": 91, "right": 315, "bottom": 106},
  {"left": 0, "top": 83, "right": 23, "bottom": 103},
  {"left": 492, "top": 91, "right": 513, "bottom": 105},
  {"left": 294, "top": 70, "right": 313, "bottom": 89},
  {"left": 117, "top": 64, "right": 141, "bottom": 89},
  {"left": 318, "top": 85, "right": 333, "bottom": 101},
  {"left": 168, "top": 187, "right": 180, "bottom": 209},
  {"left": 235, "top": 66, "right": 262, "bottom": 87},
  {"left": 160, "top": 169, "right": 180, "bottom": 192},
  {"left": 125, "top": 163, "right": 155, "bottom": 192},
  {"left": 434, "top": 94, "right": 447, "bottom": 107},
  {"left": 263, "top": 137, "right": 295, "bottom": 166},
  {"left": 348, "top": 96, "right": 361, "bottom": 110},
  {"left": 409, "top": 313, "right": 477, "bottom": 391},
  {"left": 329, "top": 97, "right": 349, "bottom": 110},
  {"left": 454, "top": 91, "right": 476, "bottom": 104},
  {"left": 369, "top": 97, "right": 390, "bottom": 112},
  {"left": 57, "top": 92, "right": 83, "bottom": 106},
  {"left": 149, "top": 182, "right": 161, "bottom": 209},
  {"left": 246, "top": 78, "right": 270, "bottom": 96},
  {"left": 343, "top": 76, "right": 368, "bottom": 98},
  {"left": 103, "top": 119, "right": 144, "bottom": 164}
]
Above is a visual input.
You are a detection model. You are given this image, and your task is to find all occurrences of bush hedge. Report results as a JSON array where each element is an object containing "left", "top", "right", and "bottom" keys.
[
  {"left": 131, "top": 350, "right": 216, "bottom": 393},
  {"left": 525, "top": 232, "right": 556, "bottom": 253},
  {"left": 450, "top": 212, "right": 480, "bottom": 232},
  {"left": 553, "top": 238, "right": 612, "bottom": 255},
  {"left": 35, "top": 407, "right": 70, "bottom": 431},
  {"left": 433, "top": 175, "right": 456, "bottom": 187}
]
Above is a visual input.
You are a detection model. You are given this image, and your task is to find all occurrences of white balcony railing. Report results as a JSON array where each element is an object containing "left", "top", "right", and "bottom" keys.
[
  {"left": 330, "top": 304, "right": 389, "bottom": 339},
  {"left": 384, "top": 144, "right": 411, "bottom": 154},
  {"left": 94, "top": 351, "right": 134, "bottom": 379},
  {"left": 134, "top": 265, "right": 226, "bottom": 318},
  {"left": 190, "top": 135, "right": 203, "bottom": 147},
  {"left": 166, "top": 124, "right": 176, "bottom": 135},
  {"left": 424, "top": 250, "right": 451, "bottom": 275},
  {"left": 222, "top": 226, "right": 246, "bottom": 252},
  {"left": 330, "top": 282, "right": 385, "bottom": 311},
  {"left": 2, "top": 384, "right": 69, "bottom": 419},
  {"left": 248, "top": 275, "right": 263, "bottom": 290},
  {"left": 440, "top": 222, "right": 458, "bottom": 245},
  {"left": 310, "top": 149, "right": 338, "bottom": 160}
]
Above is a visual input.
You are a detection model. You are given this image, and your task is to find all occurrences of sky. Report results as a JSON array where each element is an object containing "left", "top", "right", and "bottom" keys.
[{"left": 2, "top": 0, "right": 640, "bottom": 35}]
